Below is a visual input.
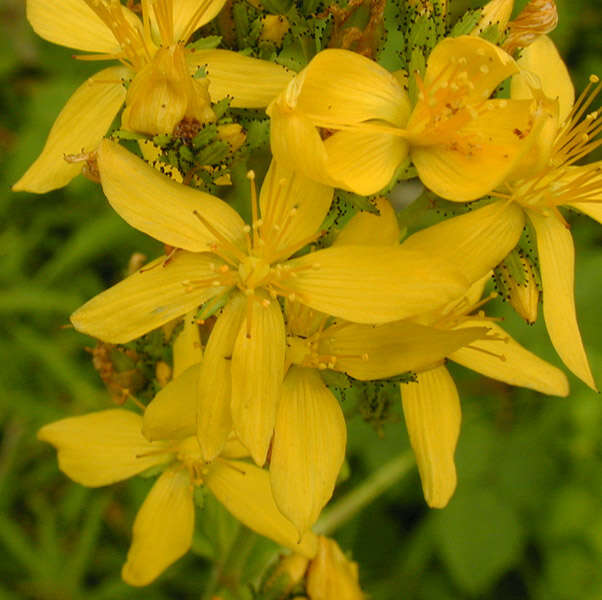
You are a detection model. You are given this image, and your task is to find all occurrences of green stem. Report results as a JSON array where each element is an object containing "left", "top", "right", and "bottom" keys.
[
  {"left": 314, "top": 450, "right": 415, "bottom": 535},
  {"left": 201, "top": 526, "right": 258, "bottom": 600}
]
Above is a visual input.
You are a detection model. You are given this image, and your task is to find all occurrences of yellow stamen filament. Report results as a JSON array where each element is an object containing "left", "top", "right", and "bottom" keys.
[{"left": 192, "top": 210, "right": 246, "bottom": 264}]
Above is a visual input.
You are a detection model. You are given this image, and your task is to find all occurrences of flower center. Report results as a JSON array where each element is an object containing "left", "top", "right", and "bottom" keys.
[
  {"left": 286, "top": 334, "right": 338, "bottom": 370},
  {"left": 176, "top": 437, "right": 209, "bottom": 486},
  {"left": 238, "top": 256, "right": 272, "bottom": 291}
]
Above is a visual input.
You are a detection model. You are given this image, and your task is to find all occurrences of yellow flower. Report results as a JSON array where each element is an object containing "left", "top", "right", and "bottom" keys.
[
  {"left": 400, "top": 274, "right": 569, "bottom": 508},
  {"left": 265, "top": 197, "right": 537, "bottom": 533},
  {"left": 14, "top": 0, "right": 293, "bottom": 193},
  {"left": 441, "top": 35, "right": 601, "bottom": 390},
  {"left": 284, "top": 195, "right": 565, "bottom": 510},
  {"left": 71, "top": 140, "right": 469, "bottom": 466},
  {"left": 38, "top": 409, "right": 318, "bottom": 586},
  {"left": 267, "top": 36, "right": 537, "bottom": 199},
  {"left": 306, "top": 536, "right": 364, "bottom": 600},
  {"left": 141, "top": 202, "right": 485, "bottom": 536}
]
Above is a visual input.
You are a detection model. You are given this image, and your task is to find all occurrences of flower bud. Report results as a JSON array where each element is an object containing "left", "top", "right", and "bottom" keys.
[
  {"left": 217, "top": 123, "right": 247, "bottom": 153},
  {"left": 494, "top": 250, "right": 540, "bottom": 324},
  {"left": 122, "top": 44, "right": 215, "bottom": 135},
  {"left": 155, "top": 361, "right": 172, "bottom": 388},
  {"left": 263, "top": 553, "right": 310, "bottom": 598},
  {"left": 306, "top": 537, "right": 364, "bottom": 600},
  {"left": 408, "top": 0, "right": 447, "bottom": 18},
  {"left": 471, "top": 0, "right": 513, "bottom": 35},
  {"left": 260, "top": 15, "right": 290, "bottom": 45},
  {"left": 503, "top": 0, "right": 558, "bottom": 54}
]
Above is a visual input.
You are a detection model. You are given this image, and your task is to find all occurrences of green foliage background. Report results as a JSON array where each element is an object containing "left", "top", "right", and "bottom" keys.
[{"left": 0, "top": 0, "right": 600, "bottom": 598}]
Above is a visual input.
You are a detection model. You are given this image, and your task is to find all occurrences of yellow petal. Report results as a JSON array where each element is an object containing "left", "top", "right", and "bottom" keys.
[
  {"left": 197, "top": 293, "right": 247, "bottom": 460},
  {"left": 321, "top": 321, "right": 487, "bottom": 380},
  {"left": 284, "top": 245, "right": 468, "bottom": 324},
  {"left": 334, "top": 197, "right": 400, "bottom": 247},
  {"left": 571, "top": 201, "right": 602, "bottom": 224},
  {"left": 259, "top": 160, "right": 333, "bottom": 262},
  {"left": 221, "top": 433, "right": 251, "bottom": 459},
  {"left": 38, "top": 409, "right": 170, "bottom": 487},
  {"left": 188, "top": 49, "right": 294, "bottom": 107},
  {"left": 172, "top": 311, "right": 202, "bottom": 378},
  {"left": 323, "top": 129, "right": 409, "bottom": 196},
  {"left": 400, "top": 366, "right": 461, "bottom": 508},
  {"left": 401, "top": 200, "right": 525, "bottom": 285},
  {"left": 206, "top": 459, "right": 318, "bottom": 558},
  {"left": 448, "top": 320, "right": 569, "bottom": 396},
  {"left": 12, "top": 66, "right": 128, "bottom": 193},
  {"left": 143, "top": 365, "right": 199, "bottom": 441},
  {"left": 170, "top": 0, "right": 228, "bottom": 41},
  {"left": 26, "top": 0, "right": 124, "bottom": 53},
  {"left": 97, "top": 139, "right": 246, "bottom": 252},
  {"left": 122, "top": 467, "right": 194, "bottom": 586},
  {"left": 294, "top": 49, "right": 410, "bottom": 127},
  {"left": 528, "top": 211, "right": 597, "bottom": 389},
  {"left": 270, "top": 368, "right": 346, "bottom": 535},
  {"left": 71, "top": 252, "right": 229, "bottom": 344},
  {"left": 231, "top": 292, "right": 286, "bottom": 465},
  {"left": 268, "top": 106, "right": 336, "bottom": 187},
  {"left": 306, "top": 536, "right": 364, "bottom": 600},
  {"left": 512, "top": 35, "right": 574, "bottom": 124},
  {"left": 411, "top": 99, "right": 536, "bottom": 201},
  {"left": 425, "top": 36, "right": 518, "bottom": 103}
]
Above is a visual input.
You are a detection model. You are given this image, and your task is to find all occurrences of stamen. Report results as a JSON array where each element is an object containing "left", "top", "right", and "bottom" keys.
[
  {"left": 192, "top": 210, "right": 246, "bottom": 264},
  {"left": 464, "top": 345, "right": 507, "bottom": 361},
  {"left": 247, "top": 170, "right": 259, "bottom": 249}
]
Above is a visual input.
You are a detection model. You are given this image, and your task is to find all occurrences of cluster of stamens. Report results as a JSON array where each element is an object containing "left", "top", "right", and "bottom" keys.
[
  {"left": 80, "top": 0, "right": 214, "bottom": 70},
  {"left": 410, "top": 56, "right": 492, "bottom": 152},
  {"left": 504, "top": 75, "right": 601, "bottom": 218},
  {"left": 286, "top": 316, "right": 370, "bottom": 370},
  {"left": 181, "top": 172, "right": 324, "bottom": 337},
  {"left": 430, "top": 292, "right": 508, "bottom": 361}
]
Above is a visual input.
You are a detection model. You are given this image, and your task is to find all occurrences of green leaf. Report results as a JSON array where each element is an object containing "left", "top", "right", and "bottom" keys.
[
  {"left": 245, "top": 119, "right": 270, "bottom": 150},
  {"left": 188, "top": 35, "right": 223, "bottom": 50},
  {"left": 449, "top": 9, "right": 482, "bottom": 37},
  {"left": 434, "top": 488, "right": 524, "bottom": 595}
]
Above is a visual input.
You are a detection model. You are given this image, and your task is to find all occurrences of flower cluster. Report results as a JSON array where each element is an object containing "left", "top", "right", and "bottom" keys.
[{"left": 17, "top": 0, "right": 599, "bottom": 594}]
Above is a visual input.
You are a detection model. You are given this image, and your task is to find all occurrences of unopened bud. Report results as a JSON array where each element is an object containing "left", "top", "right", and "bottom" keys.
[
  {"left": 408, "top": 0, "right": 447, "bottom": 18},
  {"left": 263, "top": 553, "right": 309, "bottom": 597},
  {"left": 503, "top": 0, "right": 558, "bottom": 54},
  {"left": 494, "top": 250, "right": 540, "bottom": 324},
  {"left": 155, "top": 361, "right": 172, "bottom": 388},
  {"left": 259, "top": 14, "right": 290, "bottom": 45},
  {"left": 471, "top": 0, "right": 513, "bottom": 35},
  {"left": 306, "top": 537, "right": 364, "bottom": 600},
  {"left": 122, "top": 45, "right": 215, "bottom": 135},
  {"left": 217, "top": 123, "right": 247, "bottom": 153}
]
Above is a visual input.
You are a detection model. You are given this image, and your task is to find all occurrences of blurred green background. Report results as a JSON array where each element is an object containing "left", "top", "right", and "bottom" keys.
[{"left": 0, "top": 0, "right": 601, "bottom": 598}]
